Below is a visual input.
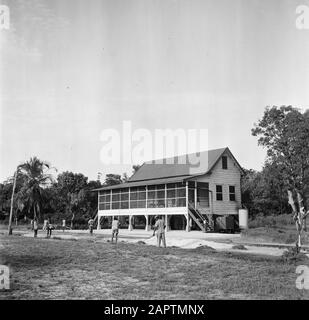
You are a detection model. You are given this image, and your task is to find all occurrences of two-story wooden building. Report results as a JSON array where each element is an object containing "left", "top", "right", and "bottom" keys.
[{"left": 95, "top": 147, "right": 243, "bottom": 232}]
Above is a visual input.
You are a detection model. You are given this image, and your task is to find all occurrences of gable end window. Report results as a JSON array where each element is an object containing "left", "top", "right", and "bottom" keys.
[
  {"left": 216, "top": 185, "right": 223, "bottom": 201},
  {"left": 222, "top": 156, "right": 228, "bottom": 170},
  {"left": 229, "top": 186, "right": 236, "bottom": 201}
]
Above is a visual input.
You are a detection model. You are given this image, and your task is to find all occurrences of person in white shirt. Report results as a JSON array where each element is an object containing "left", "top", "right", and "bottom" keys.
[
  {"left": 153, "top": 215, "right": 166, "bottom": 248},
  {"left": 62, "top": 219, "right": 66, "bottom": 232},
  {"left": 111, "top": 217, "right": 120, "bottom": 243},
  {"left": 88, "top": 218, "right": 94, "bottom": 235}
]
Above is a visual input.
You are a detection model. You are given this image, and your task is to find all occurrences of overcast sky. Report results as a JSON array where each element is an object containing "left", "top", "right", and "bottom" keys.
[{"left": 1, "top": 0, "right": 309, "bottom": 182}]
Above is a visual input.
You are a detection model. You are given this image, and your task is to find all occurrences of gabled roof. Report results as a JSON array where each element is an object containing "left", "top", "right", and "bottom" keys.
[
  {"left": 129, "top": 147, "right": 232, "bottom": 182},
  {"left": 93, "top": 147, "right": 243, "bottom": 192}
]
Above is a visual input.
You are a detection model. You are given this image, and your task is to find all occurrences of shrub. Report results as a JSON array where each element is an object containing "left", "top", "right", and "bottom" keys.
[
  {"left": 281, "top": 247, "right": 309, "bottom": 264},
  {"left": 248, "top": 214, "right": 294, "bottom": 229}
]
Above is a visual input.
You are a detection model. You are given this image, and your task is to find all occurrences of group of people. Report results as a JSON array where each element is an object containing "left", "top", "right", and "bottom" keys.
[
  {"left": 30, "top": 219, "right": 55, "bottom": 238},
  {"left": 87, "top": 217, "right": 120, "bottom": 243},
  {"left": 30, "top": 215, "right": 167, "bottom": 248},
  {"left": 92, "top": 215, "right": 166, "bottom": 247}
]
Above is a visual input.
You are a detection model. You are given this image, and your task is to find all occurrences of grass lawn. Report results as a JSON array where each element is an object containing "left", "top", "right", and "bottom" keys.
[
  {"left": 241, "top": 226, "right": 309, "bottom": 246},
  {"left": 1, "top": 234, "right": 309, "bottom": 300},
  {"left": 243, "top": 214, "right": 309, "bottom": 245}
]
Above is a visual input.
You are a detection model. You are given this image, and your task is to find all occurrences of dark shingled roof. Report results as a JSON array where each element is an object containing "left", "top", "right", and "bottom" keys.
[
  {"left": 129, "top": 147, "right": 228, "bottom": 182},
  {"left": 94, "top": 147, "right": 242, "bottom": 192}
]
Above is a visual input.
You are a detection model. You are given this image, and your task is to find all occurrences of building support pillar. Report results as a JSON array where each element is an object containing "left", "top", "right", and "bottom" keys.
[
  {"left": 97, "top": 216, "right": 101, "bottom": 230},
  {"left": 128, "top": 215, "right": 133, "bottom": 231},
  {"left": 166, "top": 215, "right": 171, "bottom": 232},
  {"left": 194, "top": 181, "right": 197, "bottom": 209},
  {"left": 145, "top": 215, "right": 151, "bottom": 231},
  {"left": 185, "top": 214, "right": 191, "bottom": 232}
]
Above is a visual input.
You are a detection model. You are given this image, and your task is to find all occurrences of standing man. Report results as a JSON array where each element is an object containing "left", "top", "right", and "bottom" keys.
[
  {"left": 47, "top": 220, "right": 54, "bottom": 238},
  {"left": 111, "top": 217, "right": 120, "bottom": 243},
  {"left": 43, "top": 219, "right": 48, "bottom": 232},
  {"left": 62, "top": 219, "right": 66, "bottom": 232},
  {"left": 33, "top": 218, "right": 39, "bottom": 238},
  {"left": 45, "top": 219, "right": 50, "bottom": 238},
  {"left": 88, "top": 218, "right": 94, "bottom": 235},
  {"left": 153, "top": 215, "right": 166, "bottom": 248}
]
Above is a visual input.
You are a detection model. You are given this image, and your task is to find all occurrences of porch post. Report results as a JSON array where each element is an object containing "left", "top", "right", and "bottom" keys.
[
  {"left": 145, "top": 215, "right": 151, "bottom": 231},
  {"left": 128, "top": 215, "right": 133, "bottom": 231},
  {"left": 185, "top": 214, "right": 191, "bottom": 232},
  {"left": 129, "top": 187, "right": 131, "bottom": 209},
  {"left": 110, "top": 189, "right": 112, "bottom": 210},
  {"left": 97, "top": 216, "right": 101, "bottom": 230},
  {"left": 166, "top": 215, "right": 171, "bottom": 232},
  {"left": 194, "top": 181, "right": 197, "bottom": 209},
  {"left": 146, "top": 185, "right": 148, "bottom": 209},
  {"left": 186, "top": 181, "right": 188, "bottom": 208},
  {"left": 97, "top": 190, "right": 100, "bottom": 219}
]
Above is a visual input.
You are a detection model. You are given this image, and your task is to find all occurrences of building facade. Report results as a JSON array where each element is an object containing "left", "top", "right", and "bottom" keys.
[{"left": 95, "top": 147, "right": 243, "bottom": 232}]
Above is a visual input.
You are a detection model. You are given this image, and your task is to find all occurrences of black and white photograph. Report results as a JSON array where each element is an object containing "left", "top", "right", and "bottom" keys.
[{"left": 1, "top": 0, "right": 309, "bottom": 306}]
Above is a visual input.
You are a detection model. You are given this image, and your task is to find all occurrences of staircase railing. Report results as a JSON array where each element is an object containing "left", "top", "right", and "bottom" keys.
[
  {"left": 196, "top": 207, "right": 214, "bottom": 231},
  {"left": 188, "top": 202, "right": 213, "bottom": 232}
]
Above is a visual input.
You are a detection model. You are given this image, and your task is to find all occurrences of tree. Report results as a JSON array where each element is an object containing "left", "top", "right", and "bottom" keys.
[
  {"left": 122, "top": 173, "right": 129, "bottom": 183},
  {"left": 84, "top": 180, "right": 102, "bottom": 217},
  {"left": 16, "top": 157, "right": 54, "bottom": 221},
  {"left": 252, "top": 106, "right": 309, "bottom": 249},
  {"left": 122, "top": 165, "right": 142, "bottom": 182},
  {"left": 56, "top": 172, "right": 88, "bottom": 229},
  {"left": 132, "top": 165, "right": 141, "bottom": 174},
  {"left": 103, "top": 174, "right": 122, "bottom": 186},
  {"left": 241, "top": 164, "right": 290, "bottom": 218}
]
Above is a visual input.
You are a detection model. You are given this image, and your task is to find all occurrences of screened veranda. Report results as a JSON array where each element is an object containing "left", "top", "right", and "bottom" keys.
[{"left": 98, "top": 182, "right": 210, "bottom": 210}]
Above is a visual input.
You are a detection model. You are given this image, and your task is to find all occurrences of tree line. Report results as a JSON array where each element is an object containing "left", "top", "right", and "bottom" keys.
[{"left": 0, "top": 160, "right": 140, "bottom": 228}]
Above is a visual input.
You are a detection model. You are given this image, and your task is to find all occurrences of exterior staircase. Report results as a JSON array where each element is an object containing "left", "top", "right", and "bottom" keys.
[{"left": 188, "top": 203, "right": 214, "bottom": 232}]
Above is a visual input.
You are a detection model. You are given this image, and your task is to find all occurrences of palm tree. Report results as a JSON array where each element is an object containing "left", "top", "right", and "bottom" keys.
[{"left": 17, "top": 157, "right": 54, "bottom": 220}]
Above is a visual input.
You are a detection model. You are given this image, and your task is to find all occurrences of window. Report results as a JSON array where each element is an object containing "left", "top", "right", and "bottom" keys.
[
  {"left": 222, "top": 156, "right": 228, "bottom": 170},
  {"left": 166, "top": 183, "right": 186, "bottom": 208},
  {"left": 216, "top": 185, "right": 223, "bottom": 201},
  {"left": 130, "top": 186, "right": 146, "bottom": 208},
  {"left": 98, "top": 190, "right": 111, "bottom": 211},
  {"left": 229, "top": 186, "right": 236, "bottom": 201},
  {"left": 147, "top": 184, "right": 166, "bottom": 208}
]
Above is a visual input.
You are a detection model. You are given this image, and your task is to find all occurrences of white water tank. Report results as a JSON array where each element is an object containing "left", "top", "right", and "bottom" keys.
[{"left": 239, "top": 209, "right": 249, "bottom": 230}]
